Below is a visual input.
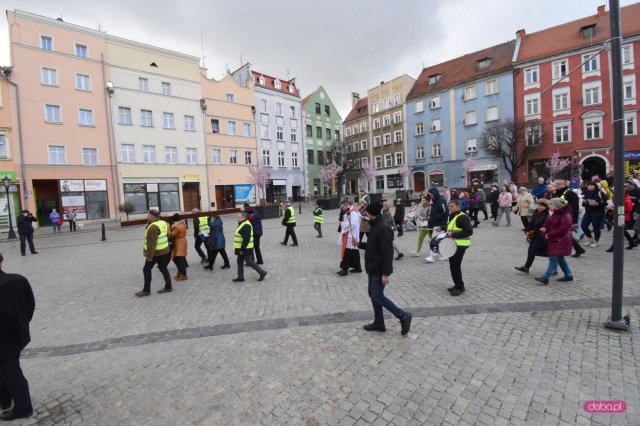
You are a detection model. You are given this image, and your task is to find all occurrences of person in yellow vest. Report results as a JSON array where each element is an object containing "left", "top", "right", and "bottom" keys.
[
  {"left": 280, "top": 200, "right": 298, "bottom": 246},
  {"left": 313, "top": 201, "right": 324, "bottom": 238},
  {"left": 445, "top": 199, "right": 473, "bottom": 296},
  {"left": 191, "top": 208, "right": 210, "bottom": 264},
  {"left": 136, "top": 209, "right": 172, "bottom": 297},
  {"left": 233, "top": 212, "right": 267, "bottom": 283}
]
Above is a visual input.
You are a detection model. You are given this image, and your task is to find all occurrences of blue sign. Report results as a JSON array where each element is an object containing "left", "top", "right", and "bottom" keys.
[
  {"left": 234, "top": 184, "right": 256, "bottom": 203},
  {"left": 410, "top": 166, "right": 425, "bottom": 171},
  {"left": 625, "top": 151, "right": 640, "bottom": 160}
]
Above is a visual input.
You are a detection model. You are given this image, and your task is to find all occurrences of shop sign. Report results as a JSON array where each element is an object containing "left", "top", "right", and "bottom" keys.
[
  {"left": 428, "top": 169, "right": 444, "bottom": 176},
  {"left": 84, "top": 179, "right": 107, "bottom": 191},
  {"left": 411, "top": 166, "right": 425, "bottom": 171},
  {"left": 470, "top": 163, "right": 498, "bottom": 172},
  {"left": 122, "top": 178, "right": 178, "bottom": 184},
  {"left": 0, "top": 171, "right": 16, "bottom": 181},
  {"left": 61, "top": 194, "right": 87, "bottom": 219},
  {"left": 123, "top": 183, "right": 147, "bottom": 193},
  {"left": 181, "top": 174, "right": 200, "bottom": 182},
  {"left": 62, "top": 205, "right": 86, "bottom": 219},
  {"left": 60, "top": 179, "right": 85, "bottom": 193},
  {"left": 147, "top": 184, "right": 159, "bottom": 192},
  {"left": 234, "top": 185, "right": 256, "bottom": 203},
  {"left": 272, "top": 179, "right": 287, "bottom": 186},
  {"left": 624, "top": 151, "right": 640, "bottom": 160}
]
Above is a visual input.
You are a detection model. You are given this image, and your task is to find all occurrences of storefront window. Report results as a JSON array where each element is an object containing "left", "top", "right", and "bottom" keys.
[
  {"left": 428, "top": 173, "right": 444, "bottom": 187},
  {"left": 386, "top": 174, "right": 404, "bottom": 189},
  {"left": 85, "top": 191, "right": 108, "bottom": 219},
  {"left": 273, "top": 185, "right": 287, "bottom": 203},
  {"left": 123, "top": 182, "right": 180, "bottom": 213},
  {"left": 159, "top": 183, "right": 180, "bottom": 212}
]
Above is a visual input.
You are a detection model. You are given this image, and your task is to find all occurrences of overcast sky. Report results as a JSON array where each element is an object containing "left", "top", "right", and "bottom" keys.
[{"left": 1, "top": 0, "right": 635, "bottom": 117}]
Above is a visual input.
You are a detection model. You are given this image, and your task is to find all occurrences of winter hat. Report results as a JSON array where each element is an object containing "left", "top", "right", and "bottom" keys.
[
  {"left": 365, "top": 201, "right": 382, "bottom": 216},
  {"left": 548, "top": 198, "right": 565, "bottom": 208},
  {"left": 148, "top": 209, "right": 160, "bottom": 217},
  {"left": 171, "top": 213, "right": 181, "bottom": 222}
]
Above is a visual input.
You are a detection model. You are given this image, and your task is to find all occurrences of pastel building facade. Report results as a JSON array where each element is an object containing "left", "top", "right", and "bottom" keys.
[
  {"left": 342, "top": 95, "right": 369, "bottom": 194},
  {"left": 406, "top": 41, "right": 516, "bottom": 190},
  {"left": 0, "top": 73, "right": 21, "bottom": 230}
]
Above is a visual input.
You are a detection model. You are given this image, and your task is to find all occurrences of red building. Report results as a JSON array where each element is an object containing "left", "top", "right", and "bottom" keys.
[{"left": 514, "top": 3, "right": 640, "bottom": 184}]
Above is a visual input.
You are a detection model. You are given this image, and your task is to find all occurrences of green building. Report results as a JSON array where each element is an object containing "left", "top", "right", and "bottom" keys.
[{"left": 302, "top": 87, "right": 343, "bottom": 198}]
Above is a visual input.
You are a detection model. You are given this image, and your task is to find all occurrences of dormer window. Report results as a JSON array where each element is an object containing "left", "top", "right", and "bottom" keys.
[
  {"left": 274, "top": 79, "right": 281, "bottom": 90},
  {"left": 258, "top": 75, "right": 265, "bottom": 85},
  {"left": 580, "top": 24, "right": 596, "bottom": 38},
  {"left": 428, "top": 74, "right": 442, "bottom": 85},
  {"left": 476, "top": 58, "right": 491, "bottom": 69},
  {"left": 288, "top": 84, "right": 295, "bottom": 94}
]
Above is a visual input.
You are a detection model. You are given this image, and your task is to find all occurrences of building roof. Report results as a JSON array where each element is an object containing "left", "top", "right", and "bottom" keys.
[
  {"left": 407, "top": 40, "right": 516, "bottom": 100},
  {"left": 301, "top": 92, "right": 314, "bottom": 106},
  {"left": 516, "top": 3, "right": 640, "bottom": 63},
  {"left": 252, "top": 70, "right": 300, "bottom": 97},
  {"left": 343, "top": 97, "right": 369, "bottom": 124}
]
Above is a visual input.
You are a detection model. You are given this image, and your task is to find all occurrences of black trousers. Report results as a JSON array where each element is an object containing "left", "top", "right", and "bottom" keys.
[
  {"left": 194, "top": 238, "right": 207, "bottom": 259},
  {"left": 521, "top": 216, "right": 530, "bottom": 227},
  {"left": 237, "top": 253, "right": 266, "bottom": 280},
  {"left": 173, "top": 256, "right": 187, "bottom": 276},
  {"left": 314, "top": 222, "right": 323, "bottom": 236},
  {"left": 19, "top": 234, "right": 36, "bottom": 255},
  {"left": 283, "top": 225, "right": 298, "bottom": 245},
  {"left": 340, "top": 248, "right": 362, "bottom": 272},
  {"left": 481, "top": 203, "right": 488, "bottom": 219},
  {"left": 448, "top": 246, "right": 467, "bottom": 290},
  {"left": 254, "top": 235, "right": 263, "bottom": 263},
  {"left": 68, "top": 220, "right": 76, "bottom": 232},
  {"left": 469, "top": 208, "right": 479, "bottom": 225},
  {"left": 143, "top": 253, "right": 172, "bottom": 292},
  {"left": 0, "top": 356, "right": 32, "bottom": 415},
  {"left": 207, "top": 249, "right": 230, "bottom": 267},
  {"left": 524, "top": 254, "right": 536, "bottom": 269},
  {"left": 395, "top": 220, "right": 403, "bottom": 236},
  {"left": 490, "top": 204, "right": 499, "bottom": 220}
]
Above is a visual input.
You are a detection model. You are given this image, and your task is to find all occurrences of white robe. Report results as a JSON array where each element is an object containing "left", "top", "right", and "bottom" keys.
[{"left": 339, "top": 208, "right": 360, "bottom": 250}]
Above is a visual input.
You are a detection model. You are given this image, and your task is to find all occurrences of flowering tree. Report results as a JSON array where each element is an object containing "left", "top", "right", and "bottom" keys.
[
  {"left": 361, "top": 163, "right": 377, "bottom": 193},
  {"left": 545, "top": 151, "right": 571, "bottom": 179},
  {"left": 320, "top": 163, "right": 340, "bottom": 196},
  {"left": 247, "top": 161, "right": 270, "bottom": 205},
  {"left": 397, "top": 164, "right": 410, "bottom": 191},
  {"left": 462, "top": 157, "right": 478, "bottom": 174}
]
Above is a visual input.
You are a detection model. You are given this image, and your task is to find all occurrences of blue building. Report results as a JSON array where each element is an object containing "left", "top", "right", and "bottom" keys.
[{"left": 406, "top": 41, "right": 516, "bottom": 191}]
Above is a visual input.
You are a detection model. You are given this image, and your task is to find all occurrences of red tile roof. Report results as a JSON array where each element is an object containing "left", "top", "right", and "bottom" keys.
[
  {"left": 517, "top": 3, "right": 640, "bottom": 63},
  {"left": 301, "top": 92, "right": 314, "bottom": 106},
  {"left": 407, "top": 40, "right": 516, "bottom": 100},
  {"left": 252, "top": 70, "right": 300, "bottom": 97},
  {"left": 343, "top": 97, "right": 369, "bottom": 123}
]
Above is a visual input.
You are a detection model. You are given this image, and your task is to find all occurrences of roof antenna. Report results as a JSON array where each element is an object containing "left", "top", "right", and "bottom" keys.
[
  {"left": 240, "top": 55, "right": 243, "bottom": 67},
  {"left": 200, "top": 29, "right": 206, "bottom": 68}
]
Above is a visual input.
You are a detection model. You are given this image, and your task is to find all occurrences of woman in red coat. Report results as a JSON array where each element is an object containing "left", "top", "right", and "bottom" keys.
[{"left": 534, "top": 198, "right": 574, "bottom": 285}]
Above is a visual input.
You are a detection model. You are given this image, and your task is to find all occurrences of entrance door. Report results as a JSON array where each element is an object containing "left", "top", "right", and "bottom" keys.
[
  {"left": 292, "top": 186, "right": 300, "bottom": 202},
  {"left": 581, "top": 156, "right": 607, "bottom": 182},
  {"left": 33, "top": 179, "right": 60, "bottom": 225},
  {"left": 182, "top": 182, "right": 200, "bottom": 212},
  {"left": 215, "top": 186, "right": 225, "bottom": 210},
  {"left": 413, "top": 172, "right": 425, "bottom": 193}
]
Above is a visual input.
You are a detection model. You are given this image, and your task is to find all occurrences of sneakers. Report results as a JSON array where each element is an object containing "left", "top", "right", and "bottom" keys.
[
  {"left": 424, "top": 256, "right": 435, "bottom": 263},
  {"left": 409, "top": 251, "right": 420, "bottom": 257},
  {"left": 200, "top": 258, "right": 208, "bottom": 264},
  {"left": 587, "top": 238, "right": 595, "bottom": 246},
  {"left": 0, "top": 409, "right": 33, "bottom": 421},
  {"left": 349, "top": 268, "right": 362, "bottom": 273},
  {"left": 396, "top": 253, "right": 404, "bottom": 260},
  {"left": 515, "top": 266, "right": 529, "bottom": 273},
  {"left": 280, "top": 241, "right": 287, "bottom": 246},
  {"left": 438, "top": 257, "right": 448, "bottom": 261},
  {"left": 363, "top": 323, "right": 386, "bottom": 332},
  {"left": 491, "top": 222, "right": 498, "bottom": 226},
  {"left": 557, "top": 276, "right": 573, "bottom": 282},
  {"left": 534, "top": 277, "right": 549, "bottom": 285},
  {"left": 258, "top": 271, "right": 267, "bottom": 282},
  {"left": 589, "top": 241, "right": 599, "bottom": 248},
  {"left": 134, "top": 290, "right": 150, "bottom": 297},
  {"left": 221, "top": 264, "right": 231, "bottom": 269}
]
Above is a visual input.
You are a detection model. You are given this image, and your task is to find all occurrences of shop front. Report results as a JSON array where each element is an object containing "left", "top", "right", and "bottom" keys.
[
  {"left": 428, "top": 169, "right": 444, "bottom": 188},
  {"left": 33, "top": 178, "right": 109, "bottom": 225},
  {"left": 266, "top": 179, "right": 287, "bottom": 203},
  {"left": 625, "top": 151, "right": 640, "bottom": 177},
  {"left": 468, "top": 163, "right": 498, "bottom": 187},
  {"left": 122, "top": 178, "right": 180, "bottom": 214},
  {"left": 0, "top": 171, "right": 20, "bottom": 232}
]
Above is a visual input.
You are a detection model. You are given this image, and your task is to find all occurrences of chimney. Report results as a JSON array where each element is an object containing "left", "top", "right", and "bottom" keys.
[
  {"left": 597, "top": 4, "right": 605, "bottom": 17},
  {"left": 351, "top": 92, "right": 360, "bottom": 108},
  {"left": 516, "top": 28, "right": 526, "bottom": 39}
]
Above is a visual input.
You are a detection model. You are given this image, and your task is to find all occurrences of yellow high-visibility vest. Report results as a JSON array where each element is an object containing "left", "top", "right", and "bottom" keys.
[
  {"left": 197, "top": 216, "right": 210, "bottom": 236},
  {"left": 447, "top": 212, "right": 471, "bottom": 247},
  {"left": 144, "top": 220, "right": 169, "bottom": 251},
  {"left": 314, "top": 207, "right": 324, "bottom": 223},
  {"left": 286, "top": 206, "right": 296, "bottom": 224},
  {"left": 234, "top": 221, "right": 254, "bottom": 249}
]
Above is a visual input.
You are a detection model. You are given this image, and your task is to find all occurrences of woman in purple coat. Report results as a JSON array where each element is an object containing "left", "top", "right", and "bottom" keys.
[{"left": 534, "top": 198, "right": 574, "bottom": 285}]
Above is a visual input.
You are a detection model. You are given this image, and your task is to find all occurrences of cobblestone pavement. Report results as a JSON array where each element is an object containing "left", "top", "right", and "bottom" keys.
[{"left": 1, "top": 206, "right": 639, "bottom": 425}]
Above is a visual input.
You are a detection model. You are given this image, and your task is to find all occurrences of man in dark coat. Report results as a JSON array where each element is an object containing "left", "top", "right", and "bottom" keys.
[
  {"left": 554, "top": 179, "right": 585, "bottom": 257},
  {"left": 244, "top": 203, "right": 264, "bottom": 264},
  {"left": 0, "top": 254, "right": 35, "bottom": 421},
  {"left": 280, "top": 200, "right": 298, "bottom": 246},
  {"left": 233, "top": 212, "right": 267, "bottom": 283},
  {"left": 16, "top": 211, "right": 38, "bottom": 256},
  {"left": 358, "top": 202, "right": 412, "bottom": 336},
  {"left": 393, "top": 199, "right": 405, "bottom": 237}
]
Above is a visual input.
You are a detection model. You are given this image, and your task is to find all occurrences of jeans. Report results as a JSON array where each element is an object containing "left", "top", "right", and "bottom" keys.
[
  {"left": 19, "top": 234, "right": 36, "bottom": 255},
  {"left": 0, "top": 357, "right": 32, "bottom": 415},
  {"left": 469, "top": 208, "right": 479, "bottom": 225},
  {"left": 495, "top": 207, "right": 511, "bottom": 225},
  {"left": 236, "top": 252, "right": 265, "bottom": 279},
  {"left": 367, "top": 275, "right": 406, "bottom": 327},
  {"left": 52, "top": 222, "right": 60, "bottom": 232},
  {"left": 283, "top": 225, "right": 298, "bottom": 245},
  {"left": 142, "top": 253, "right": 172, "bottom": 292},
  {"left": 448, "top": 246, "right": 467, "bottom": 290},
  {"left": 581, "top": 210, "right": 604, "bottom": 241},
  {"left": 544, "top": 255, "right": 572, "bottom": 280}
]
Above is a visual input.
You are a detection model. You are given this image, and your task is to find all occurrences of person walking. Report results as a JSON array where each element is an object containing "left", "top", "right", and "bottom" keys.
[
  {"left": 16, "top": 211, "right": 38, "bottom": 257},
  {"left": 488, "top": 184, "right": 500, "bottom": 221},
  {"left": 382, "top": 201, "right": 404, "bottom": 260},
  {"left": 514, "top": 187, "right": 534, "bottom": 229},
  {"left": 534, "top": 198, "right": 574, "bottom": 284},
  {"left": 468, "top": 184, "right": 481, "bottom": 228},
  {"left": 393, "top": 199, "right": 405, "bottom": 237},
  {"left": 170, "top": 214, "right": 188, "bottom": 281},
  {"left": 65, "top": 210, "right": 77, "bottom": 232},
  {"left": 580, "top": 181, "right": 608, "bottom": 248},
  {"left": 280, "top": 200, "right": 298, "bottom": 247},
  {"left": 0, "top": 254, "right": 35, "bottom": 422},
  {"left": 191, "top": 209, "right": 210, "bottom": 264},
  {"left": 49, "top": 208, "right": 61, "bottom": 233},
  {"left": 204, "top": 216, "right": 231, "bottom": 270},
  {"left": 410, "top": 194, "right": 432, "bottom": 257},
  {"left": 337, "top": 198, "right": 362, "bottom": 276},
  {"left": 424, "top": 187, "right": 449, "bottom": 263},
  {"left": 135, "top": 209, "right": 172, "bottom": 297},
  {"left": 445, "top": 198, "right": 473, "bottom": 296},
  {"left": 606, "top": 181, "right": 637, "bottom": 251},
  {"left": 313, "top": 201, "right": 324, "bottom": 238},
  {"left": 492, "top": 185, "right": 512, "bottom": 227},
  {"left": 358, "top": 200, "right": 371, "bottom": 241},
  {"left": 244, "top": 203, "right": 264, "bottom": 264},
  {"left": 554, "top": 179, "right": 586, "bottom": 257},
  {"left": 515, "top": 199, "right": 550, "bottom": 274},
  {"left": 477, "top": 184, "right": 488, "bottom": 220},
  {"left": 358, "top": 201, "right": 412, "bottom": 335},
  {"left": 232, "top": 212, "right": 267, "bottom": 282}
]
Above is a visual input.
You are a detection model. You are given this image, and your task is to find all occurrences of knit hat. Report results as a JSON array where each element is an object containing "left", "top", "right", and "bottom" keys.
[
  {"left": 171, "top": 213, "right": 181, "bottom": 221},
  {"left": 365, "top": 201, "right": 382, "bottom": 216},
  {"left": 536, "top": 199, "right": 549, "bottom": 207},
  {"left": 548, "top": 198, "right": 565, "bottom": 208},
  {"left": 148, "top": 209, "right": 160, "bottom": 217}
]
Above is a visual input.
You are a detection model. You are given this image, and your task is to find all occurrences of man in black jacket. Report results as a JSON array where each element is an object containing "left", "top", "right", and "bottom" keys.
[
  {"left": 0, "top": 254, "right": 35, "bottom": 421},
  {"left": 358, "top": 202, "right": 412, "bottom": 336},
  {"left": 16, "top": 211, "right": 38, "bottom": 256},
  {"left": 232, "top": 212, "right": 267, "bottom": 283},
  {"left": 446, "top": 199, "right": 473, "bottom": 296},
  {"left": 280, "top": 200, "right": 298, "bottom": 246},
  {"left": 393, "top": 199, "right": 405, "bottom": 237},
  {"left": 554, "top": 179, "right": 586, "bottom": 257}
]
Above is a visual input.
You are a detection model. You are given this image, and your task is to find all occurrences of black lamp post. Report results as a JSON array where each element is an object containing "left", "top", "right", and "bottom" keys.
[{"left": 3, "top": 175, "right": 16, "bottom": 239}]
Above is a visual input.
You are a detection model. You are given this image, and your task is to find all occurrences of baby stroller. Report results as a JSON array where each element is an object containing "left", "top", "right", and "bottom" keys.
[{"left": 403, "top": 204, "right": 419, "bottom": 232}]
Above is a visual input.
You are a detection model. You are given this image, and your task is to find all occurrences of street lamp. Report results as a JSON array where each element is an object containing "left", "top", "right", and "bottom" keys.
[{"left": 3, "top": 175, "right": 16, "bottom": 239}]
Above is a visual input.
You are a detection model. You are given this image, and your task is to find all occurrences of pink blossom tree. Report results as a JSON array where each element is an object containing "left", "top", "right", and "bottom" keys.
[
  {"left": 545, "top": 151, "right": 571, "bottom": 179},
  {"left": 398, "top": 163, "right": 410, "bottom": 190},
  {"left": 320, "top": 164, "right": 340, "bottom": 196},
  {"left": 361, "top": 163, "right": 377, "bottom": 193},
  {"left": 247, "top": 161, "right": 270, "bottom": 205}
]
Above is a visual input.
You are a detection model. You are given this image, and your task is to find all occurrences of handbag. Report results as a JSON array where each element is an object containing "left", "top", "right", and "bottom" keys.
[{"left": 58, "top": 219, "right": 63, "bottom": 225}]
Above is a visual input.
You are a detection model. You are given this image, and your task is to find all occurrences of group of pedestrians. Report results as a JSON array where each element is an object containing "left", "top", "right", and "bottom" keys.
[{"left": 48, "top": 209, "right": 77, "bottom": 233}]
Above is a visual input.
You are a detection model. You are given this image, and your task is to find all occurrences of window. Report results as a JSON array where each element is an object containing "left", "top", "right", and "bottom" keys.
[
  {"left": 464, "top": 111, "right": 477, "bottom": 126},
  {"left": 384, "top": 154, "right": 393, "bottom": 168},
  {"left": 374, "top": 156, "right": 382, "bottom": 169},
  {"left": 78, "top": 109, "right": 94, "bottom": 126},
  {"left": 485, "top": 79, "right": 499, "bottom": 95},
  {"left": 464, "top": 85, "right": 476, "bottom": 100},
  {"left": 393, "top": 111, "right": 402, "bottom": 123},
  {"left": 414, "top": 100, "right": 424, "bottom": 113},
  {"left": 160, "top": 82, "right": 171, "bottom": 96},
  {"left": 394, "top": 152, "right": 403, "bottom": 166},
  {"left": 261, "top": 124, "right": 269, "bottom": 139},
  {"left": 118, "top": 107, "right": 132, "bottom": 125},
  {"left": 277, "top": 151, "right": 285, "bottom": 167},
  {"left": 383, "top": 98, "right": 390, "bottom": 109},
  {"left": 524, "top": 93, "right": 540, "bottom": 118},
  {"left": 163, "top": 113, "right": 175, "bottom": 129},
  {"left": 623, "top": 75, "right": 636, "bottom": 104},
  {"left": 40, "top": 36, "right": 53, "bottom": 51},
  {"left": 428, "top": 74, "right": 442, "bottom": 85},
  {"left": 430, "top": 95, "right": 441, "bottom": 109},
  {"left": 165, "top": 147, "right": 177, "bottom": 164},
  {"left": 317, "top": 151, "right": 324, "bottom": 165},
  {"left": 121, "top": 144, "right": 135, "bottom": 163},
  {"left": 244, "top": 151, "right": 253, "bottom": 164},
  {"left": 553, "top": 87, "right": 570, "bottom": 113},
  {"left": 315, "top": 103, "right": 321, "bottom": 115},
  {"left": 212, "top": 149, "right": 221, "bottom": 164},
  {"left": 258, "top": 76, "right": 265, "bottom": 85},
  {"left": 394, "top": 130, "right": 403, "bottom": 143},
  {"left": 226, "top": 93, "right": 235, "bottom": 103},
  {"left": 211, "top": 119, "right": 220, "bottom": 133},
  {"left": 373, "top": 102, "right": 379, "bottom": 113},
  {"left": 316, "top": 126, "right": 322, "bottom": 139},
  {"left": 0, "top": 134, "right": 7, "bottom": 159},
  {"left": 553, "top": 122, "right": 571, "bottom": 143},
  {"left": 48, "top": 145, "right": 66, "bottom": 164},
  {"left": 260, "top": 99, "right": 267, "bottom": 113},
  {"left": 581, "top": 24, "right": 596, "bottom": 38},
  {"left": 465, "top": 138, "right": 477, "bottom": 153},
  {"left": 229, "top": 149, "right": 238, "bottom": 164},
  {"left": 383, "top": 115, "right": 391, "bottom": 127},
  {"left": 416, "top": 146, "right": 425, "bottom": 159},
  {"left": 360, "top": 123, "right": 367, "bottom": 133},
  {"left": 353, "top": 142, "right": 360, "bottom": 152},
  {"left": 45, "top": 104, "right": 61, "bottom": 123},
  {"left": 431, "top": 118, "right": 441, "bottom": 132},
  {"left": 393, "top": 93, "right": 401, "bottom": 106},
  {"left": 228, "top": 121, "right": 237, "bottom": 136},
  {"left": 276, "top": 126, "right": 284, "bottom": 140},
  {"left": 41, "top": 67, "right": 58, "bottom": 85},
  {"left": 335, "top": 130, "right": 340, "bottom": 140},
  {"left": 582, "top": 52, "right": 600, "bottom": 75},
  {"left": 305, "top": 125, "right": 313, "bottom": 138},
  {"left": 139, "top": 78, "right": 149, "bottom": 92},
  {"left": 140, "top": 110, "right": 153, "bottom": 127},
  {"left": 622, "top": 45, "right": 634, "bottom": 68},
  {"left": 525, "top": 125, "right": 542, "bottom": 146},
  {"left": 625, "top": 113, "right": 637, "bottom": 136},
  {"left": 326, "top": 128, "right": 332, "bottom": 140},
  {"left": 75, "top": 73, "right": 91, "bottom": 91},
  {"left": 292, "top": 151, "right": 299, "bottom": 167},
  {"left": 82, "top": 148, "right": 98, "bottom": 165},
  {"left": 383, "top": 134, "right": 391, "bottom": 145},
  {"left": 486, "top": 106, "right": 499, "bottom": 122},
  {"left": 143, "top": 145, "right": 156, "bottom": 163},
  {"left": 524, "top": 66, "right": 539, "bottom": 86},
  {"left": 373, "top": 136, "right": 381, "bottom": 147},
  {"left": 583, "top": 81, "right": 601, "bottom": 106},
  {"left": 183, "top": 115, "right": 195, "bottom": 131},
  {"left": 585, "top": 118, "right": 602, "bottom": 140},
  {"left": 552, "top": 59, "right": 568, "bottom": 81},
  {"left": 360, "top": 157, "right": 368, "bottom": 168},
  {"left": 263, "top": 150, "right": 271, "bottom": 166},
  {"left": 274, "top": 80, "right": 281, "bottom": 90},
  {"left": 432, "top": 144, "right": 442, "bottom": 157},
  {"left": 186, "top": 148, "right": 197, "bottom": 164},
  {"left": 243, "top": 123, "right": 251, "bottom": 137},
  {"left": 373, "top": 118, "right": 381, "bottom": 129},
  {"left": 276, "top": 102, "right": 283, "bottom": 116},
  {"left": 75, "top": 43, "right": 87, "bottom": 58},
  {"left": 307, "top": 149, "right": 316, "bottom": 165},
  {"left": 416, "top": 122, "right": 424, "bottom": 135},
  {"left": 476, "top": 58, "right": 491, "bottom": 69},
  {"left": 360, "top": 139, "right": 368, "bottom": 150}
]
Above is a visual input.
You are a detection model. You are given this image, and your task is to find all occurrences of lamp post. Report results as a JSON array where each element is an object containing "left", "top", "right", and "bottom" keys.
[{"left": 3, "top": 175, "right": 16, "bottom": 239}]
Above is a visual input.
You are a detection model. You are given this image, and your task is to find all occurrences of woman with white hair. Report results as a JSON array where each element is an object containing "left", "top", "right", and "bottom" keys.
[{"left": 514, "top": 187, "right": 534, "bottom": 229}]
